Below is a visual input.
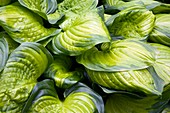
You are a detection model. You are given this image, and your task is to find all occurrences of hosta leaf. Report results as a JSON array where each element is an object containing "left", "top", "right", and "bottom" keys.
[
  {"left": 46, "top": 10, "right": 64, "bottom": 24},
  {"left": 161, "top": 104, "right": 170, "bottom": 113},
  {"left": 122, "top": 0, "right": 170, "bottom": 13},
  {"left": 0, "top": 3, "right": 61, "bottom": 43},
  {"left": 0, "top": 42, "right": 53, "bottom": 112},
  {"left": 129, "top": 0, "right": 170, "bottom": 13},
  {"left": 151, "top": 2, "right": 170, "bottom": 14},
  {"left": 51, "top": 11, "right": 111, "bottom": 56},
  {"left": 0, "top": 0, "right": 11, "bottom": 6},
  {"left": 86, "top": 66, "right": 164, "bottom": 95},
  {"left": 105, "top": 93, "right": 167, "bottom": 113},
  {"left": 44, "top": 55, "right": 84, "bottom": 89},
  {"left": 77, "top": 39, "right": 156, "bottom": 72},
  {"left": 149, "top": 14, "right": 170, "bottom": 46},
  {"left": 122, "top": 0, "right": 170, "bottom": 14},
  {"left": 0, "top": 33, "right": 8, "bottom": 72},
  {"left": 18, "top": 0, "right": 63, "bottom": 24},
  {"left": 151, "top": 43, "right": 170, "bottom": 86},
  {"left": 23, "top": 80, "right": 104, "bottom": 113},
  {"left": 58, "top": 0, "right": 98, "bottom": 16},
  {"left": 106, "top": 6, "right": 155, "bottom": 40},
  {"left": 22, "top": 79, "right": 58, "bottom": 113},
  {"left": 0, "top": 32, "right": 19, "bottom": 54},
  {"left": 64, "top": 82, "right": 104, "bottom": 113},
  {"left": 105, "top": 0, "right": 124, "bottom": 6},
  {"left": 105, "top": 0, "right": 144, "bottom": 12}
]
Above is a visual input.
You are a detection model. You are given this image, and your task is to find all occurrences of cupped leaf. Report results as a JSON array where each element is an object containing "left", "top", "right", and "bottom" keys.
[
  {"left": 0, "top": 0, "right": 11, "bottom": 6},
  {"left": 105, "top": 93, "right": 167, "bottom": 113},
  {"left": 64, "top": 82, "right": 104, "bottom": 113},
  {"left": 0, "top": 42, "right": 53, "bottom": 112},
  {"left": 23, "top": 80, "right": 104, "bottom": 113},
  {"left": 149, "top": 14, "right": 170, "bottom": 46},
  {"left": 0, "top": 33, "right": 9, "bottom": 72},
  {"left": 22, "top": 79, "right": 59, "bottom": 113},
  {"left": 86, "top": 66, "right": 164, "bottom": 95},
  {"left": 0, "top": 3, "right": 61, "bottom": 43},
  {"left": 77, "top": 39, "right": 156, "bottom": 72},
  {"left": 44, "top": 55, "right": 84, "bottom": 89},
  {"left": 106, "top": 6, "right": 155, "bottom": 40},
  {"left": 18, "top": 0, "right": 63, "bottom": 24},
  {"left": 51, "top": 11, "right": 111, "bottom": 56},
  {"left": 58, "top": 0, "right": 98, "bottom": 16},
  {"left": 151, "top": 43, "right": 170, "bottom": 86}
]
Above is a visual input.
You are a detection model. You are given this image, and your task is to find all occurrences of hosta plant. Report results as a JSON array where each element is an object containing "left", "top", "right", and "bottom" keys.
[
  {"left": 22, "top": 79, "right": 104, "bottom": 113},
  {"left": 0, "top": 0, "right": 170, "bottom": 112}
]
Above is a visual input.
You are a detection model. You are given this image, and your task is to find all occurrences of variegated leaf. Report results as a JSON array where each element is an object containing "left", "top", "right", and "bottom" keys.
[
  {"left": 51, "top": 12, "right": 111, "bottom": 56},
  {"left": 151, "top": 43, "right": 170, "bottom": 86},
  {"left": 0, "top": 3, "right": 60, "bottom": 43},
  {"left": 0, "top": 42, "right": 53, "bottom": 112},
  {"left": 77, "top": 39, "right": 156, "bottom": 72},
  {"left": 44, "top": 55, "right": 83, "bottom": 88},
  {"left": 23, "top": 80, "right": 104, "bottom": 113}
]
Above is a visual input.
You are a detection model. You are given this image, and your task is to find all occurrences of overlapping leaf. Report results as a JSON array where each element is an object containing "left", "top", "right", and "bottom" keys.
[
  {"left": 0, "top": 33, "right": 9, "bottom": 72},
  {"left": 86, "top": 67, "right": 163, "bottom": 95},
  {"left": 58, "top": 0, "right": 98, "bottom": 17},
  {"left": 51, "top": 11, "right": 111, "bottom": 56},
  {"left": 0, "top": 42, "right": 53, "bottom": 112},
  {"left": 151, "top": 43, "right": 170, "bottom": 86},
  {"left": 18, "top": 0, "right": 63, "bottom": 24},
  {"left": 0, "top": 32, "right": 19, "bottom": 54},
  {"left": 161, "top": 104, "right": 170, "bottom": 113},
  {"left": 44, "top": 55, "right": 84, "bottom": 89},
  {"left": 0, "top": 3, "right": 61, "bottom": 43},
  {"left": 149, "top": 2, "right": 170, "bottom": 14},
  {"left": 23, "top": 80, "right": 104, "bottom": 113},
  {"left": 106, "top": 6, "right": 155, "bottom": 40},
  {"left": 77, "top": 39, "right": 156, "bottom": 72},
  {"left": 149, "top": 14, "right": 170, "bottom": 46},
  {"left": 105, "top": 0, "right": 144, "bottom": 12},
  {"left": 105, "top": 93, "right": 168, "bottom": 113},
  {"left": 105, "top": 0, "right": 124, "bottom": 6}
]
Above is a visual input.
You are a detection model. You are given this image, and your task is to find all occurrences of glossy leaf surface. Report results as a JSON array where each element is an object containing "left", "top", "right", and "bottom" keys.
[
  {"left": 149, "top": 14, "right": 170, "bottom": 46},
  {"left": 151, "top": 43, "right": 170, "bottom": 86},
  {"left": 23, "top": 80, "right": 104, "bottom": 113},
  {"left": 107, "top": 6, "right": 155, "bottom": 40},
  {"left": 58, "top": 0, "right": 98, "bottom": 16},
  {"left": 105, "top": 93, "right": 167, "bottom": 113},
  {"left": 0, "top": 42, "right": 53, "bottom": 112},
  {"left": 0, "top": 3, "right": 60, "bottom": 43},
  {"left": 77, "top": 39, "right": 156, "bottom": 72},
  {"left": 44, "top": 55, "right": 83, "bottom": 89},
  {"left": 18, "top": 0, "right": 63, "bottom": 24},
  {"left": 86, "top": 67, "right": 163, "bottom": 95},
  {"left": 51, "top": 12, "right": 111, "bottom": 56}
]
